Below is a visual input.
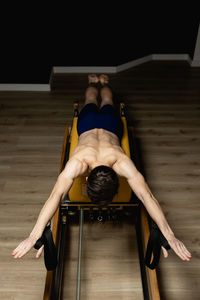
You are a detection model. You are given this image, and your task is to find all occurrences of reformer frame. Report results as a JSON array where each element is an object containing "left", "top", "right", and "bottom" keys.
[{"left": 42, "top": 102, "right": 161, "bottom": 300}]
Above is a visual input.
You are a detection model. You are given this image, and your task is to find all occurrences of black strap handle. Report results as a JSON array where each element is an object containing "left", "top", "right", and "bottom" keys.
[
  {"left": 145, "top": 221, "right": 171, "bottom": 269},
  {"left": 34, "top": 225, "right": 57, "bottom": 271}
]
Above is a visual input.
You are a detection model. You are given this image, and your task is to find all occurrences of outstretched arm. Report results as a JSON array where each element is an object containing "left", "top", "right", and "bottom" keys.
[
  {"left": 12, "top": 158, "right": 86, "bottom": 259},
  {"left": 113, "top": 156, "right": 192, "bottom": 261}
]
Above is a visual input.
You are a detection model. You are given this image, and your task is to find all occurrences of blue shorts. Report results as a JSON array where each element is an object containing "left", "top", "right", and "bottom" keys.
[{"left": 77, "top": 103, "right": 123, "bottom": 140}]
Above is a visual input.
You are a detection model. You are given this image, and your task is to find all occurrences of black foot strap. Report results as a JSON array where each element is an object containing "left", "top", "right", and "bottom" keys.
[
  {"left": 145, "top": 221, "right": 171, "bottom": 269},
  {"left": 34, "top": 224, "right": 57, "bottom": 270}
]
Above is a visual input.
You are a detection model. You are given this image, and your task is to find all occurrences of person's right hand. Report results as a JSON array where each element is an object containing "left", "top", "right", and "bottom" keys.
[{"left": 12, "top": 236, "right": 44, "bottom": 259}]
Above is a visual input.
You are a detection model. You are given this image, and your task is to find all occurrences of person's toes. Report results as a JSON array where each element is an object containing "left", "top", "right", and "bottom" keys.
[
  {"left": 99, "top": 74, "right": 104, "bottom": 85},
  {"left": 99, "top": 74, "right": 109, "bottom": 85},
  {"left": 88, "top": 74, "right": 94, "bottom": 84},
  {"left": 88, "top": 74, "right": 99, "bottom": 84},
  {"left": 104, "top": 74, "right": 109, "bottom": 84}
]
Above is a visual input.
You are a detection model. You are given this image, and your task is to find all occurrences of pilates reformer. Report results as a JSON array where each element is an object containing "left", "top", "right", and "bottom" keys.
[{"left": 36, "top": 102, "right": 170, "bottom": 300}]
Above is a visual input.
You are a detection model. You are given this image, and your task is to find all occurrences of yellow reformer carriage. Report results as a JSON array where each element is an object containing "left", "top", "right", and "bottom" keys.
[{"left": 43, "top": 102, "right": 161, "bottom": 300}]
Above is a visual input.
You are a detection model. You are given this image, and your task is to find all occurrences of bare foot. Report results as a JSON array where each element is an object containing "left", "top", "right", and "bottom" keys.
[
  {"left": 88, "top": 74, "right": 99, "bottom": 85},
  {"left": 99, "top": 74, "right": 109, "bottom": 86}
]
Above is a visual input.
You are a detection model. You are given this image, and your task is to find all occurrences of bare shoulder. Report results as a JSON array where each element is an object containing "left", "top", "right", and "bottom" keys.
[
  {"left": 61, "top": 157, "right": 88, "bottom": 179},
  {"left": 113, "top": 154, "right": 139, "bottom": 180}
]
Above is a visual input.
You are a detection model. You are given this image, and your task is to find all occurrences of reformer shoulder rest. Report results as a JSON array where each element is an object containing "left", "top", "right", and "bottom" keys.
[
  {"left": 34, "top": 224, "right": 57, "bottom": 271},
  {"left": 145, "top": 220, "right": 171, "bottom": 269}
]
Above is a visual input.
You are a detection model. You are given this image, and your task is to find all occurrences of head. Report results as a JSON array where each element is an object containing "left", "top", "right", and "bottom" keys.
[{"left": 86, "top": 165, "right": 119, "bottom": 207}]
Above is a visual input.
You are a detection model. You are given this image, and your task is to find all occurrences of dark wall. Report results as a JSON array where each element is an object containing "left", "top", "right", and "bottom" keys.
[{"left": 0, "top": 8, "right": 199, "bottom": 84}]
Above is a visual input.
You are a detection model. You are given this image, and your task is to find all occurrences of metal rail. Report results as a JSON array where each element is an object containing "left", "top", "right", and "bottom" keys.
[
  {"left": 76, "top": 208, "right": 84, "bottom": 300},
  {"left": 53, "top": 208, "right": 68, "bottom": 300}
]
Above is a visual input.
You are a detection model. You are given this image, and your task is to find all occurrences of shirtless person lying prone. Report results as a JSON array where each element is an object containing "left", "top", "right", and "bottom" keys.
[{"left": 12, "top": 74, "right": 192, "bottom": 263}]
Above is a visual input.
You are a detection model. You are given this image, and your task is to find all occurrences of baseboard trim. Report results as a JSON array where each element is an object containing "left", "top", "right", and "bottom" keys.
[
  {"left": 53, "top": 54, "right": 191, "bottom": 75},
  {"left": 152, "top": 54, "right": 191, "bottom": 62},
  {"left": 0, "top": 84, "right": 50, "bottom": 91},
  {"left": 116, "top": 55, "right": 152, "bottom": 72},
  {"left": 0, "top": 54, "right": 195, "bottom": 91},
  {"left": 53, "top": 66, "right": 117, "bottom": 74},
  {"left": 191, "top": 60, "right": 200, "bottom": 67}
]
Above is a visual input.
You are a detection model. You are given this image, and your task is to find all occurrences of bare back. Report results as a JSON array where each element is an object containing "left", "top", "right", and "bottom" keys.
[{"left": 70, "top": 128, "right": 126, "bottom": 175}]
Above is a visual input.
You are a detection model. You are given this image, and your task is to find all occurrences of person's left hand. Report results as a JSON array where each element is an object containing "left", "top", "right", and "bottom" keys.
[{"left": 161, "top": 236, "right": 192, "bottom": 261}]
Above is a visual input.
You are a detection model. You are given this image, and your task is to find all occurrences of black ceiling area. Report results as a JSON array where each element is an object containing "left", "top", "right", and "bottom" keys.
[{"left": 0, "top": 6, "right": 199, "bottom": 84}]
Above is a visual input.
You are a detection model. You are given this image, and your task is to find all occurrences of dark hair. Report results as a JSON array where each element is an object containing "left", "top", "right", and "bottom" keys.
[{"left": 87, "top": 165, "right": 119, "bottom": 206}]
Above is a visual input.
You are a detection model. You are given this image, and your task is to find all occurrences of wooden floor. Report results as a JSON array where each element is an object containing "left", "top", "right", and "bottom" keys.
[
  {"left": 62, "top": 214, "right": 143, "bottom": 300},
  {"left": 0, "top": 61, "right": 200, "bottom": 299}
]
